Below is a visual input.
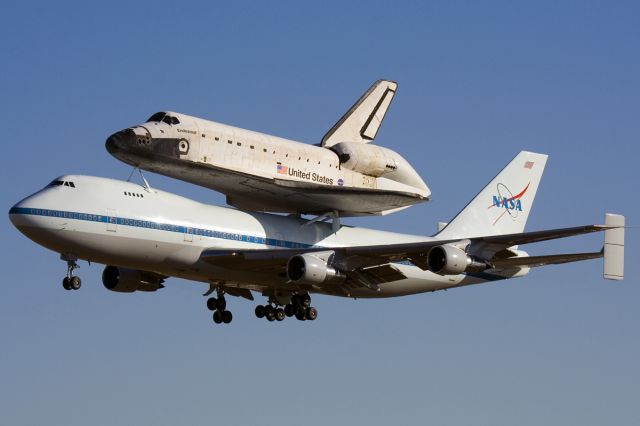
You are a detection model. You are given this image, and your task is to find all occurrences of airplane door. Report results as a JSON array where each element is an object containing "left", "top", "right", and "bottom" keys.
[
  {"left": 106, "top": 209, "right": 117, "bottom": 232},
  {"left": 184, "top": 222, "right": 194, "bottom": 242}
]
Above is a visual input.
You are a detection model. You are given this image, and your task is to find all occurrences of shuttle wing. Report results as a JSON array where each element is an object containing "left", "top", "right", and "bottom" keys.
[{"left": 321, "top": 79, "right": 397, "bottom": 147}]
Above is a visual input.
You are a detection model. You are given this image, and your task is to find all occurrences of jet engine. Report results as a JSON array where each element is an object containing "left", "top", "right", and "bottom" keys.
[
  {"left": 330, "top": 142, "right": 398, "bottom": 177},
  {"left": 286, "top": 252, "right": 345, "bottom": 286},
  {"left": 102, "top": 265, "right": 165, "bottom": 293},
  {"left": 426, "top": 245, "right": 488, "bottom": 275}
]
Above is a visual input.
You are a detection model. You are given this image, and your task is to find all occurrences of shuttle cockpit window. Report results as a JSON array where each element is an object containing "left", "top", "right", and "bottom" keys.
[
  {"left": 162, "top": 115, "right": 180, "bottom": 125},
  {"left": 146, "top": 112, "right": 166, "bottom": 122},
  {"left": 146, "top": 112, "right": 179, "bottom": 125}
]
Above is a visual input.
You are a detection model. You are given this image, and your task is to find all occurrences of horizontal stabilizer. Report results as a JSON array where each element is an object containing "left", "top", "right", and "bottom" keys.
[
  {"left": 322, "top": 79, "right": 397, "bottom": 147},
  {"left": 492, "top": 251, "right": 603, "bottom": 269},
  {"left": 604, "top": 213, "right": 625, "bottom": 280}
]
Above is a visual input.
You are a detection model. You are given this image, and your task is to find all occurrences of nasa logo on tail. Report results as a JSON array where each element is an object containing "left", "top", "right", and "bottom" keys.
[{"left": 488, "top": 182, "right": 530, "bottom": 225}]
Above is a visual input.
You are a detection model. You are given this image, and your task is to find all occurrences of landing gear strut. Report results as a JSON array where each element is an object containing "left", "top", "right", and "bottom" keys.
[
  {"left": 61, "top": 255, "right": 81, "bottom": 291},
  {"left": 206, "top": 287, "right": 233, "bottom": 325},
  {"left": 254, "top": 293, "right": 318, "bottom": 323}
]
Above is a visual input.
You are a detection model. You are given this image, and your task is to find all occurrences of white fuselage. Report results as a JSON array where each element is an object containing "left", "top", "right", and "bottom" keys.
[{"left": 9, "top": 175, "right": 505, "bottom": 298}]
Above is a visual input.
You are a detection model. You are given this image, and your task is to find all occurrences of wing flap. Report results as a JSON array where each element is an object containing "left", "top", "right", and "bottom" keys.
[{"left": 347, "top": 264, "right": 407, "bottom": 290}]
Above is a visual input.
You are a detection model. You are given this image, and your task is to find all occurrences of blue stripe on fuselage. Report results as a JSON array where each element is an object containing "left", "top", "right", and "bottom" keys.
[{"left": 8, "top": 206, "right": 313, "bottom": 249}]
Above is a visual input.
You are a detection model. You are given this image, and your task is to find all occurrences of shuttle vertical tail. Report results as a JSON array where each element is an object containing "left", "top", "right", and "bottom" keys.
[
  {"left": 436, "top": 151, "right": 549, "bottom": 239},
  {"left": 321, "top": 80, "right": 397, "bottom": 147}
]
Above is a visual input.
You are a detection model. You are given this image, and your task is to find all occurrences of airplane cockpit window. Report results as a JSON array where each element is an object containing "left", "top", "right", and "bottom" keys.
[
  {"left": 47, "top": 180, "right": 76, "bottom": 188},
  {"left": 146, "top": 112, "right": 166, "bottom": 122}
]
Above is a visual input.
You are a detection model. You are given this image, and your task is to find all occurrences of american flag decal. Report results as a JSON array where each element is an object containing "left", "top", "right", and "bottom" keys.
[
  {"left": 277, "top": 164, "right": 288, "bottom": 174},
  {"left": 524, "top": 161, "right": 534, "bottom": 169}
]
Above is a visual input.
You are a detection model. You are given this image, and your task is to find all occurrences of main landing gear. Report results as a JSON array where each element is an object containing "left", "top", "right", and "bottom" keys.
[
  {"left": 61, "top": 256, "right": 81, "bottom": 291},
  {"left": 206, "top": 288, "right": 233, "bottom": 325},
  {"left": 254, "top": 293, "right": 318, "bottom": 323}
]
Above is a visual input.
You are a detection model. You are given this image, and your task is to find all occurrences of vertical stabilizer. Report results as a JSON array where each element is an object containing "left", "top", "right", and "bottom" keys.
[
  {"left": 604, "top": 213, "right": 625, "bottom": 280},
  {"left": 321, "top": 80, "right": 397, "bottom": 147},
  {"left": 437, "top": 151, "right": 548, "bottom": 239}
]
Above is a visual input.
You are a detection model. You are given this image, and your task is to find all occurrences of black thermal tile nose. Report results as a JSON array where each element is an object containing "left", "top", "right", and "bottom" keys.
[{"left": 105, "top": 129, "right": 136, "bottom": 155}]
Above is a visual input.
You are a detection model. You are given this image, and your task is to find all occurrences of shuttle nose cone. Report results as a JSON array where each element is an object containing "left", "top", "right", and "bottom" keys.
[{"left": 106, "top": 129, "right": 136, "bottom": 156}]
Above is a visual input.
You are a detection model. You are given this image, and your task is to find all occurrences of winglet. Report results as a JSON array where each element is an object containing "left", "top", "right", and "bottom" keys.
[
  {"left": 604, "top": 213, "right": 625, "bottom": 280},
  {"left": 321, "top": 80, "right": 397, "bottom": 147}
]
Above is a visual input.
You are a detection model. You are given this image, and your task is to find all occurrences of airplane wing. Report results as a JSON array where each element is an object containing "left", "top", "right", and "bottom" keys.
[
  {"left": 321, "top": 79, "right": 398, "bottom": 147},
  {"left": 199, "top": 217, "right": 624, "bottom": 291}
]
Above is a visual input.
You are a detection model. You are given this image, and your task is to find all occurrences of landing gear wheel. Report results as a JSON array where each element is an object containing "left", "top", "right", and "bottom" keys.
[
  {"left": 215, "top": 297, "right": 227, "bottom": 311},
  {"left": 69, "top": 276, "right": 81, "bottom": 290},
  {"left": 295, "top": 309, "right": 307, "bottom": 321},
  {"left": 255, "top": 305, "right": 266, "bottom": 318},
  {"left": 62, "top": 277, "right": 71, "bottom": 290},
  {"left": 265, "top": 307, "right": 276, "bottom": 322},
  {"left": 300, "top": 294, "right": 311, "bottom": 308},
  {"left": 265, "top": 305, "right": 275, "bottom": 317},
  {"left": 284, "top": 304, "right": 296, "bottom": 317},
  {"left": 275, "top": 308, "right": 286, "bottom": 321},
  {"left": 213, "top": 310, "right": 223, "bottom": 324},
  {"left": 206, "top": 297, "right": 217, "bottom": 311},
  {"left": 222, "top": 310, "right": 233, "bottom": 324},
  {"left": 305, "top": 307, "right": 318, "bottom": 321}
]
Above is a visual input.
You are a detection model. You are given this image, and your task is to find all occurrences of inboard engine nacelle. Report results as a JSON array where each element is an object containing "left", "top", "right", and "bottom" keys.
[
  {"left": 102, "top": 265, "right": 165, "bottom": 293},
  {"left": 286, "top": 251, "right": 345, "bottom": 286},
  {"left": 426, "top": 245, "right": 488, "bottom": 275}
]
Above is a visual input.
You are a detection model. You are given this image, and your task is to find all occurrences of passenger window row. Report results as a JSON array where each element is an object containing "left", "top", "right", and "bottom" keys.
[{"left": 123, "top": 191, "right": 144, "bottom": 198}]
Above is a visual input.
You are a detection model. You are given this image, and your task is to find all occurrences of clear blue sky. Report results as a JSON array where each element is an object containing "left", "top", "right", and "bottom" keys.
[{"left": 1, "top": 1, "right": 638, "bottom": 424}]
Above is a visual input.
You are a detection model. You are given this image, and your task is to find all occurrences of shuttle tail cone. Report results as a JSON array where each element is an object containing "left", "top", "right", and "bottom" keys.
[{"left": 604, "top": 213, "right": 625, "bottom": 280}]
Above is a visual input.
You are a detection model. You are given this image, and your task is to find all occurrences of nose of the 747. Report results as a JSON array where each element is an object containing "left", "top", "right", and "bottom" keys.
[
  {"left": 8, "top": 196, "right": 34, "bottom": 232},
  {"left": 105, "top": 128, "right": 136, "bottom": 156},
  {"left": 8, "top": 201, "right": 20, "bottom": 229}
]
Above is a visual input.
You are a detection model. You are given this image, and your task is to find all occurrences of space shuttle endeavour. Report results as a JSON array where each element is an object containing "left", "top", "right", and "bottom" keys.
[{"left": 106, "top": 80, "right": 430, "bottom": 216}]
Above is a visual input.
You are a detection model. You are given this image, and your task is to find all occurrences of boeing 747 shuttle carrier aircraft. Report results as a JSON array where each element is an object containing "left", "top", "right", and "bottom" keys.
[
  {"left": 9, "top": 152, "right": 624, "bottom": 325},
  {"left": 106, "top": 80, "right": 430, "bottom": 218}
]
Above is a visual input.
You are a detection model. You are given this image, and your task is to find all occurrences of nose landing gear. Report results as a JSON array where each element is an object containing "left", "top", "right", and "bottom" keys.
[{"left": 61, "top": 255, "right": 81, "bottom": 291}]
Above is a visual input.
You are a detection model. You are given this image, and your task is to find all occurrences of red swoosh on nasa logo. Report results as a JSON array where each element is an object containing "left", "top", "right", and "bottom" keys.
[{"left": 487, "top": 182, "right": 530, "bottom": 209}]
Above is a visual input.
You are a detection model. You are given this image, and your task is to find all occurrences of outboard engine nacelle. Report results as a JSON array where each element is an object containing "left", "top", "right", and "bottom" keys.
[
  {"left": 427, "top": 245, "right": 488, "bottom": 275},
  {"left": 102, "top": 265, "right": 165, "bottom": 293},
  {"left": 286, "top": 251, "right": 345, "bottom": 286}
]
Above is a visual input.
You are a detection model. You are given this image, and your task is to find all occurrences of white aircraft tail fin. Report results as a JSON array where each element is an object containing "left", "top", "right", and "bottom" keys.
[
  {"left": 437, "top": 151, "right": 549, "bottom": 239},
  {"left": 604, "top": 213, "right": 625, "bottom": 280},
  {"left": 321, "top": 79, "right": 397, "bottom": 147}
]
